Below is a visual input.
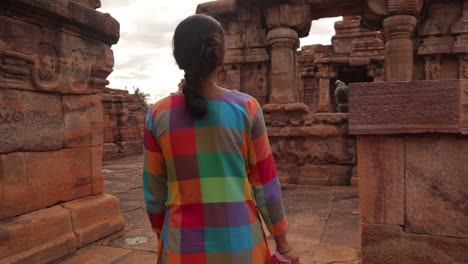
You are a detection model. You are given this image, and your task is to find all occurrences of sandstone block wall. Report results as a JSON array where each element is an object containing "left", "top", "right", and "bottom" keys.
[
  {"left": 0, "top": 1, "right": 125, "bottom": 263},
  {"left": 351, "top": 80, "right": 468, "bottom": 263},
  {"left": 101, "top": 88, "right": 147, "bottom": 160}
]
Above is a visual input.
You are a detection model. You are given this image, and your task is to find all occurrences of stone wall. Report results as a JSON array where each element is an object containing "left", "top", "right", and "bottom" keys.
[
  {"left": 350, "top": 80, "right": 468, "bottom": 263},
  {"left": 0, "top": 1, "right": 125, "bottom": 263},
  {"left": 101, "top": 88, "right": 146, "bottom": 160}
]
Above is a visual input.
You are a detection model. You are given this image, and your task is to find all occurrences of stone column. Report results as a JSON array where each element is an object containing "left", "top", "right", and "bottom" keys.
[
  {"left": 383, "top": 15, "right": 417, "bottom": 81},
  {"left": 316, "top": 63, "right": 333, "bottom": 113},
  {"left": 267, "top": 27, "right": 299, "bottom": 103}
]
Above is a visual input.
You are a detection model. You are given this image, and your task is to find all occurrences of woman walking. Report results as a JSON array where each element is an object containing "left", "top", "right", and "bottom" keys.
[{"left": 143, "top": 14, "right": 299, "bottom": 264}]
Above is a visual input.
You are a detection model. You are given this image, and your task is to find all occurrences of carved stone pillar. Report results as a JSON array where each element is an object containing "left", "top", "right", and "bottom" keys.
[
  {"left": 316, "top": 64, "right": 331, "bottom": 112},
  {"left": 383, "top": 15, "right": 418, "bottom": 81},
  {"left": 267, "top": 27, "right": 299, "bottom": 103}
]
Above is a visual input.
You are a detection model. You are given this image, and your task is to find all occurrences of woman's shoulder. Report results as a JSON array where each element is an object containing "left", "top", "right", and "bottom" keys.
[
  {"left": 222, "top": 90, "right": 260, "bottom": 106},
  {"left": 221, "top": 90, "right": 261, "bottom": 118},
  {"left": 146, "top": 94, "right": 175, "bottom": 119}
]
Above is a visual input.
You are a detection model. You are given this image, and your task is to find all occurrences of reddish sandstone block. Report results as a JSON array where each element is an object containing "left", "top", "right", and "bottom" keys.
[
  {"left": 0, "top": 89, "right": 24, "bottom": 153},
  {"left": 0, "top": 89, "right": 63, "bottom": 153},
  {"left": 119, "top": 140, "right": 143, "bottom": 154},
  {"left": 358, "top": 135, "right": 405, "bottom": 225},
  {"left": 62, "top": 194, "right": 125, "bottom": 248},
  {"left": 361, "top": 224, "right": 468, "bottom": 264},
  {"left": 63, "top": 95, "right": 103, "bottom": 148},
  {"left": 0, "top": 206, "right": 77, "bottom": 264},
  {"left": 405, "top": 135, "right": 468, "bottom": 238},
  {"left": 23, "top": 91, "right": 64, "bottom": 151},
  {"left": 0, "top": 147, "right": 101, "bottom": 220},
  {"left": 349, "top": 80, "right": 467, "bottom": 135},
  {"left": 103, "top": 143, "right": 119, "bottom": 160}
]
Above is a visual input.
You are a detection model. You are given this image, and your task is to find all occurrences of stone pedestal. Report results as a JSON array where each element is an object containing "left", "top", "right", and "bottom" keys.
[
  {"left": 350, "top": 80, "right": 468, "bottom": 263},
  {"left": 0, "top": 1, "right": 125, "bottom": 263},
  {"left": 383, "top": 15, "right": 417, "bottom": 81},
  {"left": 267, "top": 27, "right": 299, "bottom": 104}
]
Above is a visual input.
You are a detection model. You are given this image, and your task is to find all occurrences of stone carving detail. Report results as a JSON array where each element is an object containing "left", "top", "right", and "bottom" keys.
[
  {"left": 67, "top": 50, "right": 87, "bottom": 78},
  {"left": 38, "top": 44, "right": 60, "bottom": 82},
  {"left": 388, "top": 0, "right": 423, "bottom": 14},
  {"left": 451, "top": 0, "right": 468, "bottom": 33},
  {"left": 334, "top": 80, "right": 349, "bottom": 113},
  {"left": 425, "top": 56, "right": 441, "bottom": 80},
  {"left": 421, "top": 23, "right": 443, "bottom": 36},
  {"left": 460, "top": 58, "right": 468, "bottom": 79}
]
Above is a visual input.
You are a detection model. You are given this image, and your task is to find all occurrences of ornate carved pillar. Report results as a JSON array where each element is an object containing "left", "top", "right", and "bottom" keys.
[
  {"left": 266, "top": 27, "right": 299, "bottom": 103},
  {"left": 383, "top": 15, "right": 418, "bottom": 81}
]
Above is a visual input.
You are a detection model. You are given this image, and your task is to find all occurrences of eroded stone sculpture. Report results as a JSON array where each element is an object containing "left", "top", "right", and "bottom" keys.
[{"left": 334, "top": 80, "right": 349, "bottom": 113}]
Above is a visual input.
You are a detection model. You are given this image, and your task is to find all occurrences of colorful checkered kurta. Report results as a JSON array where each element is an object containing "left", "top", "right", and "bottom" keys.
[{"left": 143, "top": 90, "right": 288, "bottom": 264}]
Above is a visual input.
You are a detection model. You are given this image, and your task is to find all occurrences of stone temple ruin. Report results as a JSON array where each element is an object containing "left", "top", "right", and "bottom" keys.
[
  {"left": 198, "top": 0, "right": 468, "bottom": 262},
  {"left": 0, "top": 0, "right": 126, "bottom": 262},
  {"left": 0, "top": 0, "right": 467, "bottom": 263}
]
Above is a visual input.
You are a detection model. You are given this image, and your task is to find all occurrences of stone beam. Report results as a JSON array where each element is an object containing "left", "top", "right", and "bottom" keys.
[
  {"left": 265, "top": 3, "right": 312, "bottom": 37},
  {"left": 196, "top": 0, "right": 237, "bottom": 16},
  {"left": 288, "top": 0, "right": 364, "bottom": 19},
  {"left": 349, "top": 80, "right": 468, "bottom": 135},
  {"left": 0, "top": 0, "right": 120, "bottom": 45}
]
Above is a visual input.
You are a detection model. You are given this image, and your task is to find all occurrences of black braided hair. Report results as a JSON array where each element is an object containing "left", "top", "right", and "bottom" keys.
[{"left": 173, "top": 15, "right": 225, "bottom": 118}]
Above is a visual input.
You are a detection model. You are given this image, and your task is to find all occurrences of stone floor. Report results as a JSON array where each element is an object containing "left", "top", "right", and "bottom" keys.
[{"left": 56, "top": 155, "right": 360, "bottom": 264}]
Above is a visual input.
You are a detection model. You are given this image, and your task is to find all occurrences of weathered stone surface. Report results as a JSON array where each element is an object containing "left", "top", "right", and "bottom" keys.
[
  {"left": 0, "top": 89, "right": 24, "bottom": 153},
  {"left": 63, "top": 95, "right": 103, "bottom": 148},
  {"left": 358, "top": 135, "right": 405, "bottom": 225},
  {"left": 271, "top": 136, "right": 355, "bottom": 165},
  {"left": 196, "top": 0, "right": 236, "bottom": 16},
  {"left": 362, "top": 224, "right": 468, "bottom": 264},
  {"left": 0, "top": 206, "right": 77, "bottom": 264},
  {"left": 405, "top": 135, "right": 468, "bottom": 238},
  {"left": 24, "top": 91, "right": 64, "bottom": 151},
  {"left": 0, "top": 147, "right": 102, "bottom": 220},
  {"left": 0, "top": 89, "right": 63, "bottom": 153},
  {"left": 72, "top": 0, "right": 101, "bottom": 9},
  {"left": 349, "top": 80, "right": 466, "bottom": 135},
  {"left": 58, "top": 245, "right": 131, "bottom": 264},
  {"left": 0, "top": 15, "right": 113, "bottom": 93},
  {"left": 101, "top": 88, "right": 146, "bottom": 160},
  {"left": 62, "top": 194, "right": 125, "bottom": 248},
  {"left": 0, "top": 0, "right": 119, "bottom": 45}
]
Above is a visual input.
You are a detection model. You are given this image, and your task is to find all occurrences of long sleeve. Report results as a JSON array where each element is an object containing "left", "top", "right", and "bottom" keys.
[
  {"left": 246, "top": 99, "right": 288, "bottom": 236},
  {"left": 143, "top": 108, "right": 168, "bottom": 235}
]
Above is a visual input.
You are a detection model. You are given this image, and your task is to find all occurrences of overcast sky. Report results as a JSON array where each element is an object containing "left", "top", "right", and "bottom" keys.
[{"left": 99, "top": 1, "right": 340, "bottom": 102}]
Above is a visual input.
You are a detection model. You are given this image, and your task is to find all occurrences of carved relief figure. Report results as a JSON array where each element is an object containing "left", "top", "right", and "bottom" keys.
[
  {"left": 334, "top": 80, "right": 349, "bottom": 113},
  {"left": 425, "top": 57, "right": 441, "bottom": 80},
  {"left": 69, "top": 50, "right": 87, "bottom": 77},
  {"left": 256, "top": 65, "right": 264, "bottom": 92},
  {"left": 37, "top": 43, "right": 60, "bottom": 82},
  {"left": 39, "top": 55, "right": 56, "bottom": 81}
]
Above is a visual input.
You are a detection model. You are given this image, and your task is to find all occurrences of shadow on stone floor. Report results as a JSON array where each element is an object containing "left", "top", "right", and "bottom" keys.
[{"left": 55, "top": 155, "right": 360, "bottom": 264}]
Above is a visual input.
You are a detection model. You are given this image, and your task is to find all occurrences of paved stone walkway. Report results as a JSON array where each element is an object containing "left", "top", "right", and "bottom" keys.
[{"left": 56, "top": 155, "right": 360, "bottom": 264}]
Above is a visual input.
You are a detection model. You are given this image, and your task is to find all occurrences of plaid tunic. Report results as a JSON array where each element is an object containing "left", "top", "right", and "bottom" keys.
[{"left": 143, "top": 90, "right": 288, "bottom": 264}]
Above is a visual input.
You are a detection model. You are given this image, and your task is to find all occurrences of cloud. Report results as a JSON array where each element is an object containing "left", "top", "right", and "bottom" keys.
[{"left": 99, "top": 1, "right": 338, "bottom": 102}]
